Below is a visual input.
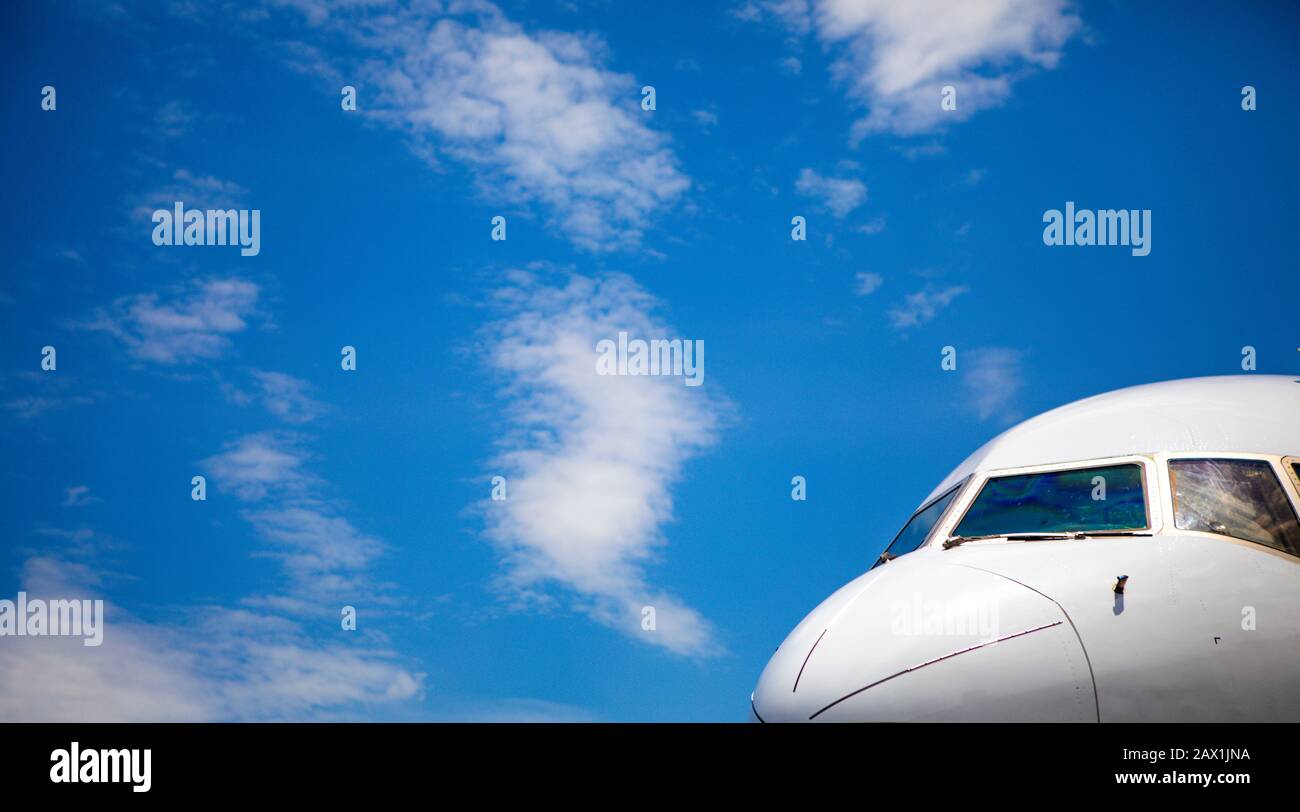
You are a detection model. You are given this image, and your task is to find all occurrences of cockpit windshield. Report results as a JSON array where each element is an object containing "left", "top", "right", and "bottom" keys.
[
  {"left": 874, "top": 483, "right": 963, "bottom": 567},
  {"left": 1170, "top": 458, "right": 1300, "bottom": 555},
  {"left": 952, "top": 463, "right": 1147, "bottom": 540}
]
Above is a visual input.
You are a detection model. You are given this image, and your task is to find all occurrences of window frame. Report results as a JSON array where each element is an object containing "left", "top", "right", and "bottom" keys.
[
  {"left": 1162, "top": 452, "right": 1300, "bottom": 558},
  {"left": 1284, "top": 456, "right": 1300, "bottom": 501},
  {"left": 875, "top": 478, "right": 969, "bottom": 566},
  {"left": 931, "top": 454, "right": 1162, "bottom": 549}
]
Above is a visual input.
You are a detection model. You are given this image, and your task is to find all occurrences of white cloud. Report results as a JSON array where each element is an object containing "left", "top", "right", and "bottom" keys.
[
  {"left": 276, "top": 2, "right": 689, "bottom": 251},
  {"left": 2, "top": 370, "right": 99, "bottom": 420},
  {"left": 129, "top": 168, "right": 249, "bottom": 223},
  {"left": 434, "top": 697, "right": 600, "bottom": 722},
  {"left": 204, "top": 432, "right": 388, "bottom": 605},
  {"left": 265, "top": 0, "right": 379, "bottom": 27},
  {"left": 245, "top": 505, "right": 386, "bottom": 597},
  {"left": 691, "top": 108, "right": 719, "bottom": 130},
  {"left": 795, "top": 167, "right": 867, "bottom": 218},
  {"left": 853, "top": 271, "right": 883, "bottom": 295},
  {"left": 9, "top": 174, "right": 417, "bottom": 718},
  {"left": 886, "top": 284, "right": 968, "bottom": 329},
  {"left": 731, "top": 2, "right": 765, "bottom": 23},
  {"left": 751, "top": 0, "right": 1082, "bottom": 137},
  {"left": 963, "top": 346, "right": 1024, "bottom": 421},
  {"left": 898, "top": 142, "right": 946, "bottom": 159},
  {"left": 4, "top": 394, "right": 94, "bottom": 419},
  {"left": 0, "top": 429, "right": 420, "bottom": 721},
  {"left": 250, "top": 370, "right": 325, "bottom": 423},
  {"left": 855, "top": 216, "right": 886, "bottom": 235},
  {"left": 204, "top": 432, "right": 309, "bottom": 502},
  {"left": 0, "top": 557, "right": 420, "bottom": 721},
  {"left": 82, "top": 277, "right": 260, "bottom": 364},
  {"left": 153, "top": 100, "right": 196, "bottom": 139},
  {"left": 62, "top": 485, "right": 100, "bottom": 508},
  {"left": 481, "top": 270, "right": 722, "bottom": 657},
  {"left": 748, "top": 0, "right": 813, "bottom": 34}
]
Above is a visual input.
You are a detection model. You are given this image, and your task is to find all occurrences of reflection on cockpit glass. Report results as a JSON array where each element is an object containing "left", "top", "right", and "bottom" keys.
[
  {"left": 1170, "top": 458, "right": 1300, "bottom": 555},
  {"left": 876, "top": 484, "right": 961, "bottom": 565},
  {"left": 954, "top": 463, "right": 1147, "bottom": 538}
]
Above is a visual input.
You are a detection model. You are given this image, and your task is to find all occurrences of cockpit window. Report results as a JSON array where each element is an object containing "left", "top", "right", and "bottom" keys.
[
  {"left": 953, "top": 463, "right": 1147, "bottom": 538},
  {"left": 874, "top": 484, "right": 962, "bottom": 566},
  {"left": 1170, "top": 458, "right": 1300, "bottom": 556}
]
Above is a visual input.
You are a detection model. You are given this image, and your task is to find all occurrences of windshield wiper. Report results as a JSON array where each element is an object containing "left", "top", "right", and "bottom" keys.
[
  {"left": 944, "top": 533, "right": 1067, "bottom": 548},
  {"left": 944, "top": 530, "right": 1152, "bottom": 549}
]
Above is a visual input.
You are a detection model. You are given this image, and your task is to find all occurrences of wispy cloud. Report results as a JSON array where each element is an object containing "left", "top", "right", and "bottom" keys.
[
  {"left": 204, "top": 432, "right": 310, "bottom": 502},
  {"left": 272, "top": 1, "right": 689, "bottom": 251},
  {"left": 244, "top": 505, "right": 386, "bottom": 601},
  {"left": 434, "top": 697, "right": 600, "bottom": 722},
  {"left": 963, "top": 346, "right": 1024, "bottom": 422},
  {"left": 738, "top": 0, "right": 812, "bottom": 34},
  {"left": 62, "top": 485, "right": 101, "bottom": 508},
  {"left": 5, "top": 186, "right": 417, "bottom": 719},
  {"left": 886, "top": 284, "right": 968, "bottom": 329},
  {"left": 0, "top": 428, "right": 424, "bottom": 721},
  {"left": 4, "top": 394, "right": 95, "bottom": 419},
  {"left": 249, "top": 370, "right": 325, "bottom": 424},
  {"left": 0, "top": 556, "right": 420, "bottom": 722},
  {"left": 204, "top": 432, "right": 388, "bottom": 607},
  {"left": 691, "top": 108, "right": 720, "bottom": 131},
  {"left": 81, "top": 277, "right": 260, "bottom": 364},
  {"left": 795, "top": 167, "right": 867, "bottom": 218},
  {"left": 748, "top": 0, "right": 1082, "bottom": 138},
  {"left": 2, "top": 371, "right": 99, "bottom": 420},
  {"left": 153, "top": 100, "right": 196, "bottom": 139},
  {"left": 480, "top": 270, "right": 723, "bottom": 657},
  {"left": 855, "top": 216, "right": 886, "bottom": 235},
  {"left": 129, "top": 167, "right": 249, "bottom": 222},
  {"left": 853, "top": 271, "right": 883, "bottom": 296},
  {"left": 898, "top": 142, "right": 946, "bottom": 160}
]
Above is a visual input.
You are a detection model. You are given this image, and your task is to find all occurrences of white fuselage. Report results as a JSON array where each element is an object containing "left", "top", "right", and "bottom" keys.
[
  {"left": 752, "top": 376, "right": 1300, "bottom": 722},
  {"left": 752, "top": 533, "right": 1300, "bottom": 722}
]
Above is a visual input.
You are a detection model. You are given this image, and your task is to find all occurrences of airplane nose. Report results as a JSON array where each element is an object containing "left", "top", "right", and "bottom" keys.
[{"left": 752, "top": 555, "right": 1097, "bottom": 722}]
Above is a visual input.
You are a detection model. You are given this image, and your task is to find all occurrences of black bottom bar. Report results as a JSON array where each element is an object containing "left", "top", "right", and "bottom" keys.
[{"left": 4, "top": 722, "right": 1283, "bottom": 798}]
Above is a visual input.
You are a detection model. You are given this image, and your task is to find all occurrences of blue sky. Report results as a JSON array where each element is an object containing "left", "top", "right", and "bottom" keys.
[{"left": 1, "top": 0, "right": 1297, "bottom": 721}]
